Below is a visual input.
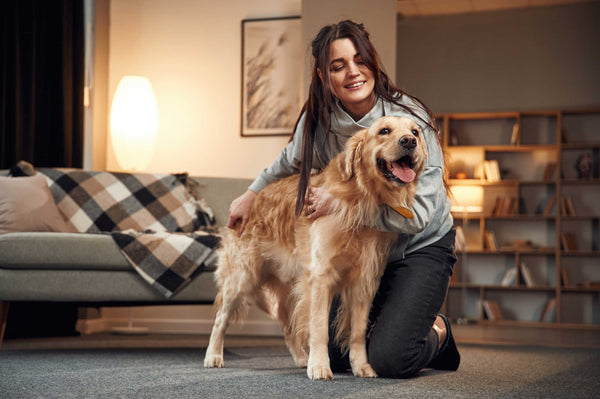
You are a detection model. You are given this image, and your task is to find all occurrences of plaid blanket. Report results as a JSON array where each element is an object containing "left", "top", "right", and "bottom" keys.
[
  {"left": 11, "top": 162, "right": 220, "bottom": 298},
  {"left": 112, "top": 230, "right": 219, "bottom": 298},
  {"left": 37, "top": 168, "right": 214, "bottom": 233}
]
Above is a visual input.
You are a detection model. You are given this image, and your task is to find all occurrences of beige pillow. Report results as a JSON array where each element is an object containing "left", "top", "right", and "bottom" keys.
[{"left": 0, "top": 174, "right": 73, "bottom": 234}]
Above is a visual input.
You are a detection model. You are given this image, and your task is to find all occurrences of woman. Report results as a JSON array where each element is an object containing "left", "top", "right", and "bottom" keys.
[{"left": 228, "top": 20, "right": 459, "bottom": 378}]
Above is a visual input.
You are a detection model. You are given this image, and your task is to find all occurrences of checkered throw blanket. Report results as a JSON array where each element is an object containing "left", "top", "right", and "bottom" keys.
[
  {"left": 112, "top": 230, "right": 219, "bottom": 298},
  {"left": 11, "top": 162, "right": 220, "bottom": 298}
]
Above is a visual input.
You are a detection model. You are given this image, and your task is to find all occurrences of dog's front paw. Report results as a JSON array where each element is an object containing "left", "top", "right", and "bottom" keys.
[
  {"left": 307, "top": 364, "right": 334, "bottom": 380},
  {"left": 352, "top": 363, "right": 378, "bottom": 378},
  {"left": 204, "top": 354, "right": 224, "bottom": 368}
]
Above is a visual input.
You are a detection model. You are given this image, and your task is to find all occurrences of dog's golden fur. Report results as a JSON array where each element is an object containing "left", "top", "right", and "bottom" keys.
[{"left": 204, "top": 116, "right": 428, "bottom": 380}]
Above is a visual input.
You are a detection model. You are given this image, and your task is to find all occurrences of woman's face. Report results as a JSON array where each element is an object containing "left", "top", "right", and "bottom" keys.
[{"left": 323, "top": 38, "right": 375, "bottom": 120}]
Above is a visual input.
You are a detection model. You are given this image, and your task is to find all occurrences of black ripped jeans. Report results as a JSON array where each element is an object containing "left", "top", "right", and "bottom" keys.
[{"left": 328, "top": 228, "right": 457, "bottom": 378}]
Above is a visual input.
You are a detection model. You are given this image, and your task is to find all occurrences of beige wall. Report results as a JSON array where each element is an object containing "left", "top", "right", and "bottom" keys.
[
  {"left": 106, "top": 0, "right": 300, "bottom": 176},
  {"left": 105, "top": 0, "right": 398, "bottom": 177}
]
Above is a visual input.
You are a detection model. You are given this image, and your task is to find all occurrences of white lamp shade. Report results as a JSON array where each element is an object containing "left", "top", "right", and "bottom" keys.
[{"left": 110, "top": 76, "right": 159, "bottom": 171}]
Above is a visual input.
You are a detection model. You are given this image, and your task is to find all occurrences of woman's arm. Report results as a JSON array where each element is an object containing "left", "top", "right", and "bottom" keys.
[
  {"left": 229, "top": 114, "right": 307, "bottom": 234},
  {"left": 247, "top": 114, "right": 306, "bottom": 193}
]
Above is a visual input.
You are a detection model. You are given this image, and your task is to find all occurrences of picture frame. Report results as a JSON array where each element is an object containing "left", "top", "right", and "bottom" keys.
[{"left": 241, "top": 16, "right": 302, "bottom": 137}]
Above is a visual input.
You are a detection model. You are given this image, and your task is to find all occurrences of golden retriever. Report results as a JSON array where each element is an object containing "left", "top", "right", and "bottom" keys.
[{"left": 204, "top": 116, "right": 428, "bottom": 380}]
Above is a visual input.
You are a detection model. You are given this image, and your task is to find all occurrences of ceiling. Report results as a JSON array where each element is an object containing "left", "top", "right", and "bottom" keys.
[{"left": 396, "top": 0, "right": 597, "bottom": 16}]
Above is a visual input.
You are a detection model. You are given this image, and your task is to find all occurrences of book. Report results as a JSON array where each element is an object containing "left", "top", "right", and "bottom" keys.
[
  {"left": 539, "top": 298, "right": 557, "bottom": 322},
  {"left": 560, "top": 233, "right": 578, "bottom": 252},
  {"left": 482, "top": 300, "right": 504, "bottom": 321},
  {"left": 559, "top": 197, "right": 567, "bottom": 216},
  {"left": 564, "top": 196, "right": 576, "bottom": 216},
  {"left": 543, "top": 196, "right": 556, "bottom": 216},
  {"left": 484, "top": 160, "right": 501, "bottom": 182},
  {"left": 491, "top": 196, "right": 518, "bottom": 216},
  {"left": 510, "top": 123, "right": 520, "bottom": 145},
  {"left": 519, "top": 262, "right": 536, "bottom": 287},
  {"left": 474, "top": 162, "right": 485, "bottom": 180},
  {"left": 484, "top": 230, "right": 498, "bottom": 251},
  {"left": 506, "top": 197, "right": 518, "bottom": 215},
  {"left": 493, "top": 196, "right": 506, "bottom": 216},
  {"left": 501, "top": 267, "right": 517, "bottom": 286},
  {"left": 561, "top": 268, "right": 572, "bottom": 287},
  {"left": 542, "top": 162, "right": 556, "bottom": 181}
]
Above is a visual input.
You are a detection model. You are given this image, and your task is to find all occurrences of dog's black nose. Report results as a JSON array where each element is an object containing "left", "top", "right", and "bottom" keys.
[{"left": 400, "top": 135, "right": 417, "bottom": 149}]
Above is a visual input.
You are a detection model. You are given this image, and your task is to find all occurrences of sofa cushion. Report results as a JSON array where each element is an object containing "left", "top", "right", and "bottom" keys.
[
  {"left": 0, "top": 175, "right": 74, "bottom": 235},
  {"left": 0, "top": 232, "right": 131, "bottom": 271}
]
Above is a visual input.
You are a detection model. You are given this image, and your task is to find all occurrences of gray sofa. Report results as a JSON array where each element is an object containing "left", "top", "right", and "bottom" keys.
[{"left": 0, "top": 173, "right": 252, "bottom": 347}]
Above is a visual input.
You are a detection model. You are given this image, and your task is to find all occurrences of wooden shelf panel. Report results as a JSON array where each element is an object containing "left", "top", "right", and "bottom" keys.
[
  {"left": 560, "top": 216, "right": 600, "bottom": 221},
  {"left": 561, "top": 143, "right": 600, "bottom": 150},
  {"left": 445, "top": 111, "right": 519, "bottom": 120},
  {"left": 449, "top": 179, "right": 556, "bottom": 186},
  {"left": 560, "top": 178, "right": 600, "bottom": 186},
  {"left": 450, "top": 283, "right": 556, "bottom": 292},
  {"left": 562, "top": 286, "right": 600, "bottom": 293},
  {"left": 457, "top": 249, "right": 556, "bottom": 255},
  {"left": 561, "top": 251, "right": 600, "bottom": 257},
  {"left": 475, "top": 319, "right": 600, "bottom": 329},
  {"left": 448, "top": 144, "right": 557, "bottom": 152},
  {"left": 451, "top": 212, "right": 558, "bottom": 221}
]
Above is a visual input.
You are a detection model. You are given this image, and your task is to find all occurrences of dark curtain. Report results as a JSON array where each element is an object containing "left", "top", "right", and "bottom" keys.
[{"left": 1, "top": 0, "right": 84, "bottom": 169}]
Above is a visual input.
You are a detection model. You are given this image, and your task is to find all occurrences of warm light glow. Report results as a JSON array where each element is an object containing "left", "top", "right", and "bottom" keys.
[
  {"left": 450, "top": 185, "right": 484, "bottom": 213},
  {"left": 110, "top": 76, "right": 159, "bottom": 171}
]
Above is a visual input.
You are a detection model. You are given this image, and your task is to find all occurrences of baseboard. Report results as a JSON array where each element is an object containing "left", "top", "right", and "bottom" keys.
[
  {"left": 76, "top": 317, "right": 109, "bottom": 335},
  {"left": 77, "top": 316, "right": 283, "bottom": 336}
]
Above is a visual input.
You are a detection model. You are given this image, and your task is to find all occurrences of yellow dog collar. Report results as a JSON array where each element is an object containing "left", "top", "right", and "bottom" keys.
[{"left": 392, "top": 206, "right": 414, "bottom": 219}]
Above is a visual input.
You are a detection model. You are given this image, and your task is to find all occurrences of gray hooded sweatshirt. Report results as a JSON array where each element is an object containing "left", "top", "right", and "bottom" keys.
[{"left": 248, "top": 95, "right": 454, "bottom": 262}]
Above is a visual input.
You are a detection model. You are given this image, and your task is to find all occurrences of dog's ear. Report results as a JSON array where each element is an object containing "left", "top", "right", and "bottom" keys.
[{"left": 340, "top": 131, "right": 365, "bottom": 181}]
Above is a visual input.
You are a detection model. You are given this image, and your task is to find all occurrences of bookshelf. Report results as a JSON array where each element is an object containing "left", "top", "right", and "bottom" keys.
[{"left": 440, "top": 108, "right": 600, "bottom": 329}]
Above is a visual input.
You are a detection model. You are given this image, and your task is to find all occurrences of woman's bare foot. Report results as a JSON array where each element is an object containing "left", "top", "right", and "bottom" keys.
[
  {"left": 433, "top": 315, "right": 447, "bottom": 350},
  {"left": 428, "top": 314, "right": 460, "bottom": 371}
]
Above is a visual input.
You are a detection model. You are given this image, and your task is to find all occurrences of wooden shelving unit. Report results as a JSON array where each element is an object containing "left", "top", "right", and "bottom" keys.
[{"left": 440, "top": 108, "right": 600, "bottom": 329}]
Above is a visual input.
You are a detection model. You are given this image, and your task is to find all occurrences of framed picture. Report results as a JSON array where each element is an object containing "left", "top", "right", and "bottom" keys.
[{"left": 241, "top": 16, "right": 302, "bottom": 137}]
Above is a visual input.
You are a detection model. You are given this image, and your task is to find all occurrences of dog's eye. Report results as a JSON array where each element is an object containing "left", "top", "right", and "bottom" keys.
[
  {"left": 411, "top": 129, "right": 419, "bottom": 136},
  {"left": 379, "top": 128, "right": 390, "bottom": 135}
]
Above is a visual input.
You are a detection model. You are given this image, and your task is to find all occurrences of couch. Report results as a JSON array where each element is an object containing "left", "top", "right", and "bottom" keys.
[{"left": 0, "top": 167, "right": 252, "bottom": 347}]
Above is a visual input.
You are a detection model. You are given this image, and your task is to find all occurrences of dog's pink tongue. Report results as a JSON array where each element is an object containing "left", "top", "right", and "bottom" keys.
[{"left": 389, "top": 161, "right": 416, "bottom": 183}]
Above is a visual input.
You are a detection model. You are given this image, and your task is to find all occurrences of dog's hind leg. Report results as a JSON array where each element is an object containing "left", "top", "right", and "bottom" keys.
[
  {"left": 272, "top": 280, "right": 309, "bottom": 367},
  {"left": 204, "top": 271, "right": 251, "bottom": 368}
]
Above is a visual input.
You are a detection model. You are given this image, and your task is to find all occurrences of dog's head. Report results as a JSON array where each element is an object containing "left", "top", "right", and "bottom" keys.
[{"left": 341, "top": 116, "right": 428, "bottom": 191}]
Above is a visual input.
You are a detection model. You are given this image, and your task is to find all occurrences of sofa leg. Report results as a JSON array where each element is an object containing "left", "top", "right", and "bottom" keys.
[{"left": 0, "top": 302, "right": 9, "bottom": 349}]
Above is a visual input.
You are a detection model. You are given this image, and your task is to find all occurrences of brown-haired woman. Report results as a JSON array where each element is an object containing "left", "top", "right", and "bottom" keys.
[{"left": 227, "top": 20, "right": 459, "bottom": 378}]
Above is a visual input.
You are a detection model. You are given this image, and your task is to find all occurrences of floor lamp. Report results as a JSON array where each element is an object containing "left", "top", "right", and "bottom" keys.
[{"left": 108, "top": 76, "right": 159, "bottom": 335}]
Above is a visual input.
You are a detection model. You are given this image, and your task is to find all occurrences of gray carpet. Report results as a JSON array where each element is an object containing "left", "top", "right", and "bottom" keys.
[{"left": 1, "top": 344, "right": 599, "bottom": 398}]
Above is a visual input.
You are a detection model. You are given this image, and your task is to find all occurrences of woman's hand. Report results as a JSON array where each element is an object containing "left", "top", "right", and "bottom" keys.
[
  {"left": 306, "top": 186, "right": 334, "bottom": 220},
  {"left": 227, "top": 190, "right": 257, "bottom": 236}
]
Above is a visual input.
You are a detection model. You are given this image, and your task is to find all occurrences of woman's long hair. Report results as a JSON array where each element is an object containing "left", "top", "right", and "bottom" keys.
[{"left": 294, "top": 20, "right": 439, "bottom": 216}]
